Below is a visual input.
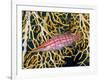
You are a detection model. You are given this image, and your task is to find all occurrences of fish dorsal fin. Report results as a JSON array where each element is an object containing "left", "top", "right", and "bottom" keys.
[
  {"left": 64, "top": 31, "right": 71, "bottom": 35},
  {"left": 52, "top": 32, "right": 72, "bottom": 38},
  {"left": 51, "top": 33, "right": 60, "bottom": 39}
]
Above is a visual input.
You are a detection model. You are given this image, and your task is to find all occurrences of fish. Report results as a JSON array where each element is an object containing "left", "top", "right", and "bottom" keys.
[{"left": 30, "top": 32, "right": 81, "bottom": 53}]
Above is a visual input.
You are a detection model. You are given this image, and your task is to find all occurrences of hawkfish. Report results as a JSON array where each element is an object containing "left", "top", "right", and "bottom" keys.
[{"left": 30, "top": 32, "right": 81, "bottom": 53}]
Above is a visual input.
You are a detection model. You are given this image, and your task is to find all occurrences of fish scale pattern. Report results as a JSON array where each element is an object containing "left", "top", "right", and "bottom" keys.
[{"left": 22, "top": 11, "right": 90, "bottom": 69}]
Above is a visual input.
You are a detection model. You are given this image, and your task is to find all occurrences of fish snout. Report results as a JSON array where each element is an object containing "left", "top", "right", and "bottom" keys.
[{"left": 75, "top": 33, "right": 81, "bottom": 41}]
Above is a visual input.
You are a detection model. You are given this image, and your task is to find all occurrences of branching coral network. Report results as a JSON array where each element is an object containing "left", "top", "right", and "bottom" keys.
[{"left": 22, "top": 11, "right": 90, "bottom": 69}]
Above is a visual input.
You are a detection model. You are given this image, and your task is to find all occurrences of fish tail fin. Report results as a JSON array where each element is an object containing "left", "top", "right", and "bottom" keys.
[
  {"left": 29, "top": 48, "right": 40, "bottom": 53},
  {"left": 29, "top": 45, "right": 45, "bottom": 53}
]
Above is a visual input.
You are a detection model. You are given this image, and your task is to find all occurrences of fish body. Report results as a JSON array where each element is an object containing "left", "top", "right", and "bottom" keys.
[{"left": 31, "top": 33, "right": 81, "bottom": 52}]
